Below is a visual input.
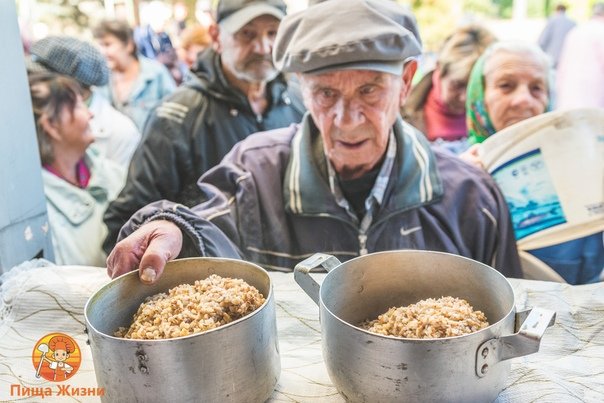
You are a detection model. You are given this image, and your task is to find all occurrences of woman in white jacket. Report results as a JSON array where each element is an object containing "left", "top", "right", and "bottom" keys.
[{"left": 29, "top": 73, "right": 125, "bottom": 266}]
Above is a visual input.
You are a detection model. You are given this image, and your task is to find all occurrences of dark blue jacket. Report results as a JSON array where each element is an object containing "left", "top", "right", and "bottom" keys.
[{"left": 119, "top": 115, "right": 522, "bottom": 277}]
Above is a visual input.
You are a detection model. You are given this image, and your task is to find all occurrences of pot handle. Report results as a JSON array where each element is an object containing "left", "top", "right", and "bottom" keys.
[
  {"left": 476, "top": 307, "right": 556, "bottom": 377},
  {"left": 294, "top": 253, "right": 341, "bottom": 306}
]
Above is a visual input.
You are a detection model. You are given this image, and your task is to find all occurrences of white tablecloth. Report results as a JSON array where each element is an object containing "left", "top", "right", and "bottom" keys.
[{"left": 0, "top": 261, "right": 602, "bottom": 402}]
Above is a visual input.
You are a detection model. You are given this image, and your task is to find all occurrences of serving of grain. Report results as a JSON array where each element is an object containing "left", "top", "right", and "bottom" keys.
[
  {"left": 360, "top": 296, "right": 489, "bottom": 339},
  {"left": 115, "top": 274, "right": 265, "bottom": 340}
]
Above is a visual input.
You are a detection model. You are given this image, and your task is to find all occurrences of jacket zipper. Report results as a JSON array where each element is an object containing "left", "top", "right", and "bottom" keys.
[
  {"left": 297, "top": 212, "right": 369, "bottom": 256},
  {"left": 358, "top": 233, "right": 368, "bottom": 256}
]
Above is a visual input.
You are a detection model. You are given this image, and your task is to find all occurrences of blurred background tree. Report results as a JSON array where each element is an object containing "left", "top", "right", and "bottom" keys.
[{"left": 17, "top": 0, "right": 597, "bottom": 48}]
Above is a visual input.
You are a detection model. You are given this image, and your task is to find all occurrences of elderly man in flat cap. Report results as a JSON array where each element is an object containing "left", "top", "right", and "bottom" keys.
[
  {"left": 27, "top": 36, "right": 141, "bottom": 170},
  {"left": 107, "top": 0, "right": 521, "bottom": 283},
  {"left": 102, "top": 0, "right": 305, "bottom": 253}
]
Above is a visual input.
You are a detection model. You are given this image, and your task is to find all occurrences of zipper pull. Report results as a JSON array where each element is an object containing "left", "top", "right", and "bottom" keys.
[{"left": 359, "top": 234, "right": 368, "bottom": 256}]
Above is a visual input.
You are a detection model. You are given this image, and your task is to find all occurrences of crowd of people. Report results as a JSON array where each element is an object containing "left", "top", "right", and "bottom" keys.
[{"left": 22, "top": 0, "right": 603, "bottom": 285}]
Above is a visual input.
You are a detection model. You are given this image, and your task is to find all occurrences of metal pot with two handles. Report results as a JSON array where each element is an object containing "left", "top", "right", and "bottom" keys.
[
  {"left": 294, "top": 250, "right": 556, "bottom": 403},
  {"left": 84, "top": 257, "right": 280, "bottom": 403}
]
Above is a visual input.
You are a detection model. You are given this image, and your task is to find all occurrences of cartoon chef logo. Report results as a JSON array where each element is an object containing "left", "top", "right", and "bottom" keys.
[{"left": 32, "top": 333, "right": 81, "bottom": 381}]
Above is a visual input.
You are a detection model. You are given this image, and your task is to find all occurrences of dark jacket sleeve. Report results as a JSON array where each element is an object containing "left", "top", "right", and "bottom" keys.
[
  {"left": 115, "top": 146, "right": 250, "bottom": 260},
  {"left": 481, "top": 177, "right": 523, "bottom": 278},
  {"left": 429, "top": 150, "right": 523, "bottom": 278},
  {"left": 118, "top": 200, "right": 242, "bottom": 260},
  {"left": 103, "top": 92, "right": 201, "bottom": 253},
  {"left": 116, "top": 126, "right": 296, "bottom": 261}
]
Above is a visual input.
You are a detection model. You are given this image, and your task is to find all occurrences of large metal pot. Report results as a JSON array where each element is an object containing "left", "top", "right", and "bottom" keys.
[
  {"left": 294, "top": 251, "right": 555, "bottom": 403},
  {"left": 85, "top": 258, "right": 280, "bottom": 403}
]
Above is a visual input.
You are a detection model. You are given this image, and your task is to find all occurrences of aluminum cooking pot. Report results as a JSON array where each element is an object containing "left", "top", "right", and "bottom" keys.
[
  {"left": 294, "top": 251, "right": 555, "bottom": 403},
  {"left": 85, "top": 257, "right": 280, "bottom": 403}
]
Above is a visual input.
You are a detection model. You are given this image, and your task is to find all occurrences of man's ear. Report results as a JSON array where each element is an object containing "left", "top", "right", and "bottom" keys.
[
  {"left": 209, "top": 24, "right": 221, "bottom": 53},
  {"left": 399, "top": 60, "right": 418, "bottom": 105},
  {"left": 39, "top": 115, "right": 61, "bottom": 141}
]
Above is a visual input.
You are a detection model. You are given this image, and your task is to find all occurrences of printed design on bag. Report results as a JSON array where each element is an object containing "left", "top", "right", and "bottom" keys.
[{"left": 491, "top": 148, "right": 566, "bottom": 240}]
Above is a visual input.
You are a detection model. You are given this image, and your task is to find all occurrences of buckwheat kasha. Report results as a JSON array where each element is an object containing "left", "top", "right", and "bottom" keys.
[
  {"left": 360, "top": 296, "right": 488, "bottom": 339},
  {"left": 115, "top": 275, "right": 265, "bottom": 340}
]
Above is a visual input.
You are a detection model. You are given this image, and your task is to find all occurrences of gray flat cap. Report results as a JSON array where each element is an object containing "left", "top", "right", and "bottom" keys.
[
  {"left": 27, "top": 36, "right": 109, "bottom": 87},
  {"left": 273, "top": 0, "right": 422, "bottom": 75},
  {"left": 216, "top": 0, "right": 287, "bottom": 34}
]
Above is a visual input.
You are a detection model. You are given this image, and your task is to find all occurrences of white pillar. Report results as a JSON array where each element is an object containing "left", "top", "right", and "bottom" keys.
[
  {"left": 513, "top": 0, "right": 528, "bottom": 20},
  {"left": 0, "top": 0, "right": 54, "bottom": 271}
]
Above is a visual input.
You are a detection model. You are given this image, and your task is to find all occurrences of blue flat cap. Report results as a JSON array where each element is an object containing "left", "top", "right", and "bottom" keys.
[
  {"left": 27, "top": 36, "right": 109, "bottom": 87},
  {"left": 273, "top": 0, "right": 422, "bottom": 75}
]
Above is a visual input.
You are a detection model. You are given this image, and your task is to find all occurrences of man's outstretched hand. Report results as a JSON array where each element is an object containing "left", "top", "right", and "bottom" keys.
[{"left": 106, "top": 220, "right": 183, "bottom": 284}]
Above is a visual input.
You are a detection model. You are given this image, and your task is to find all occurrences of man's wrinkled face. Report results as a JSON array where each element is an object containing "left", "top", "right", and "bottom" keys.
[
  {"left": 299, "top": 64, "right": 415, "bottom": 180},
  {"left": 218, "top": 15, "right": 280, "bottom": 83}
]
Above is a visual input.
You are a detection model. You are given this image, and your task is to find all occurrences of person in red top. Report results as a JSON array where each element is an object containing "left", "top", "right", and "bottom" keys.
[{"left": 402, "top": 24, "right": 496, "bottom": 154}]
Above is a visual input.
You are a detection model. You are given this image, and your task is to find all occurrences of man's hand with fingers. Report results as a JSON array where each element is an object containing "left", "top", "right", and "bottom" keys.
[{"left": 106, "top": 220, "right": 184, "bottom": 284}]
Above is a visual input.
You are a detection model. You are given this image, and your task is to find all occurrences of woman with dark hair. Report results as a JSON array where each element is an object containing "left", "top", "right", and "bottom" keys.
[
  {"left": 30, "top": 73, "right": 125, "bottom": 266},
  {"left": 93, "top": 20, "right": 176, "bottom": 131}
]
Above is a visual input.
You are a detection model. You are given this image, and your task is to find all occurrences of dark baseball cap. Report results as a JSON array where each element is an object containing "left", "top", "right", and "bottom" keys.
[{"left": 216, "top": 0, "right": 287, "bottom": 34}]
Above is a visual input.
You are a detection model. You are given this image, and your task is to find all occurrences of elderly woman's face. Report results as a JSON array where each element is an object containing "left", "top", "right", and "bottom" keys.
[
  {"left": 483, "top": 51, "right": 549, "bottom": 131},
  {"left": 300, "top": 67, "right": 414, "bottom": 180}
]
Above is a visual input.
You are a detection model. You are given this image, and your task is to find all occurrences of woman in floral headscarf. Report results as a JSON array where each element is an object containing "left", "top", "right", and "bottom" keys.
[
  {"left": 463, "top": 41, "right": 553, "bottom": 162},
  {"left": 402, "top": 24, "right": 496, "bottom": 153},
  {"left": 461, "top": 42, "right": 603, "bottom": 285}
]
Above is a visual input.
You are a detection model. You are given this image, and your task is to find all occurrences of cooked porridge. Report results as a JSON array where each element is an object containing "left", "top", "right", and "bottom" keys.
[
  {"left": 115, "top": 274, "right": 265, "bottom": 340},
  {"left": 360, "top": 296, "right": 489, "bottom": 339}
]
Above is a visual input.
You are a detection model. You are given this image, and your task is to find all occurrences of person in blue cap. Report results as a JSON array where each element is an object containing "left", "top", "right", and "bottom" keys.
[{"left": 106, "top": 0, "right": 521, "bottom": 284}]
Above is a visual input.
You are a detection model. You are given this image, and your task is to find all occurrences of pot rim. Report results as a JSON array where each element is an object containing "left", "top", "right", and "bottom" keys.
[
  {"left": 318, "top": 250, "right": 516, "bottom": 343},
  {"left": 84, "top": 257, "right": 274, "bottom": 342}
]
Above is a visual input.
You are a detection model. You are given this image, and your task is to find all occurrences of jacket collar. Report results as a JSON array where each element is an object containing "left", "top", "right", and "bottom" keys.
[
  {"left": 284, "top": 114, "right": 443, "bottom": 216},
  {"left": 42, "top": 149, "right": 110, "bottom": 225},
  {"left": 124, "top": 57, "right": 163, "bottom": 101}
]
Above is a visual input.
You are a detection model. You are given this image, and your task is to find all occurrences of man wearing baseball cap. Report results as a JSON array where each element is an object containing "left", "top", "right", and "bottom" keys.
[
  {"left": 103, "top": 0, "right": 305, "bottom": 253},
  {"left": 26, "top": 36, "right": 141, "bottom": 170},
  {"left": 217, "top": 0, "right": 286, "bottom": 34},
  {"left": 106, "top": 0, "right": 521, "bottom": 284}
]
